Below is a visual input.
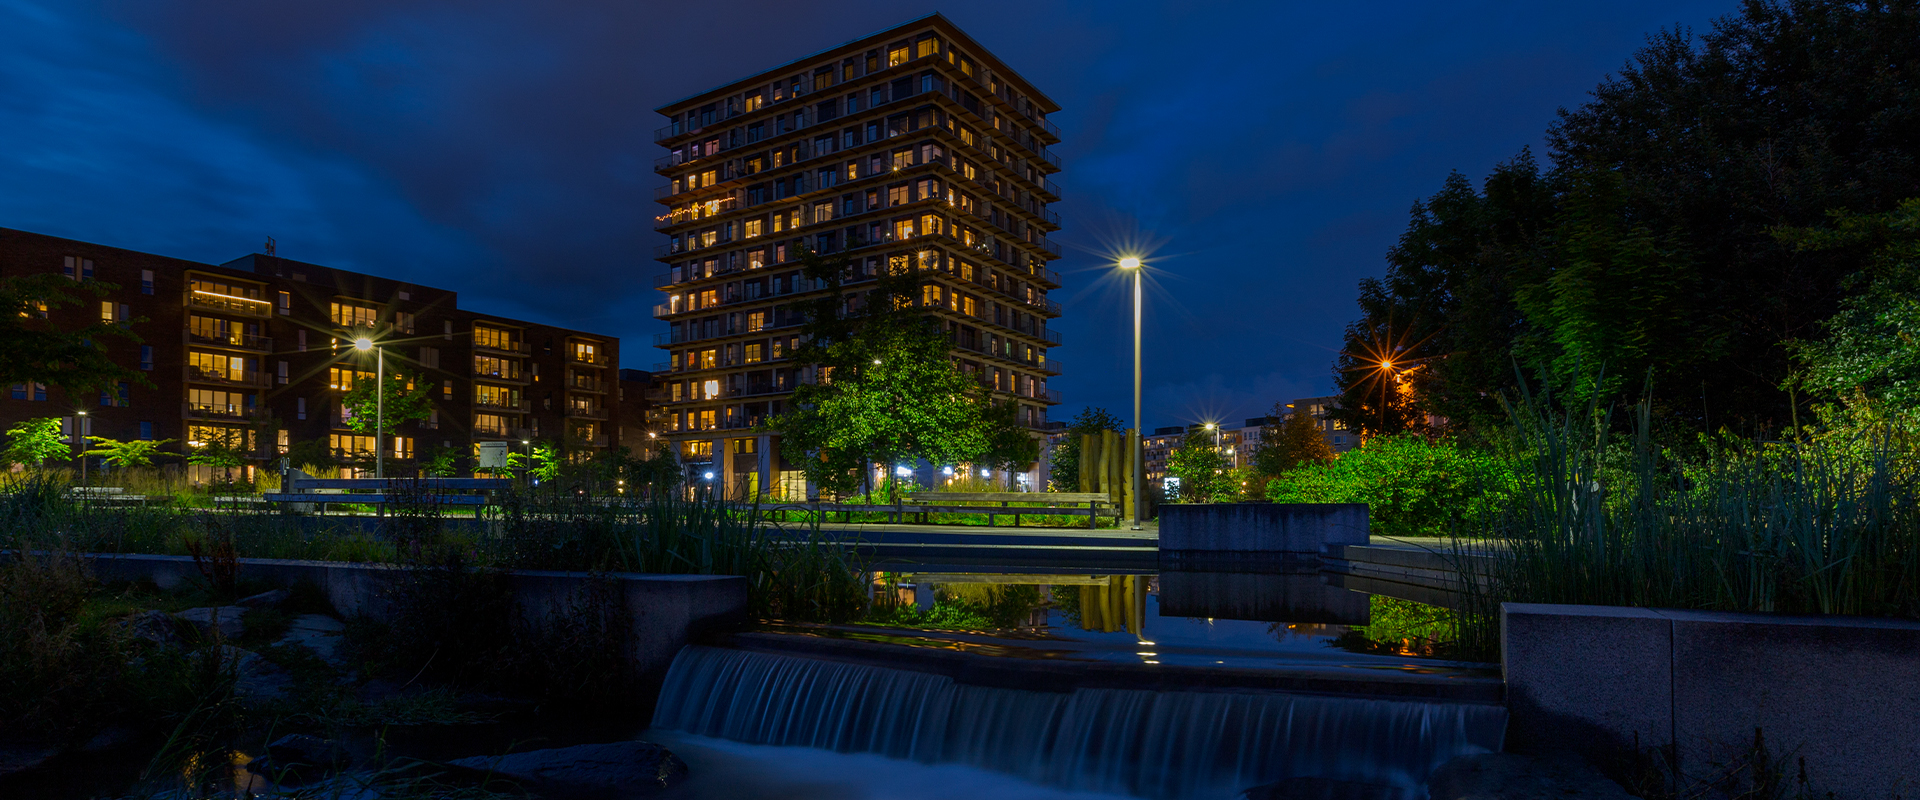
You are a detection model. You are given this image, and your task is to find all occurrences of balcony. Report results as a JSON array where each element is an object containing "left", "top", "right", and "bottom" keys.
[
  {"left": 569, "top": 350, "right": 611, "bottom": 367},
  {"left": 184, "top": 402, "right": 249, "bottom": 420},
  {"left": 472, "top": 368, "right": 530, "bottom": 385},
  {"left": 184, "top": 366, "right": 267, "bottom": 388},
  {"left": 652, "top": 106, "right": 743, "bottom": 144},
  {"left": 474, "top": 340, "right": 530, "bottom": 356},
  {"left": 474, "top": 398, "right": 528, "bottom": 413},
  {"left": 566, "top": 407, "right": 609, "bottom": 420},
  {"left": 186, "top": 290, "right": 273, "bottom": 318},
  {"left": 1041, "top": 356, "right": 1064, "bottom": 376},
  {"left": 1045, "top": 388, "right": 1063, "bottom": 404},
  {"left": 185, "top": 330, "right": 272, "bottom": 352},
  {"left": 568, "top": 374, "right": 605, "bottom": 393}
]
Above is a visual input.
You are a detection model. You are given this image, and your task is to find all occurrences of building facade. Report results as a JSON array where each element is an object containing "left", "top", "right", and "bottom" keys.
[
  {"left": 0, "top": 228, "right": 623, "bottom": 480},
  {"left": 1284, "top": 396, "right": 1361, "bottom": 454},
  {"left": 649, "top": 14, "right": 1065, "bottom": 498}
]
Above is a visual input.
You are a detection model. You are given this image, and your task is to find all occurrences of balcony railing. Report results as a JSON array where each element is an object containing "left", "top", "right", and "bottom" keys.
[
  {"left": 184, "top": 366, "right": 267, "bottom": 387},
  {"left": 185, "top": 331, "right": 272, "bottom": 351},
  {"left": 473, "top": 398, "right": 528, "bottom": 412},
  {"left": 1041, "top": 357, "right": 1063, "bottom": 375},
  {"left": 184, "top": 402, "right": 248, "bottom": 420},
  {"left": 186, "top": 290, "right": 273, "bottom": 318},
  {"left": 472, "top": 369, "right": 529, "bottom": 383},
  {"left": 566, "top": 407, "right": 609, "bottom": 420},
  {"left": 1045, "top": 388, "right": 1063, "bottom": 404},
  {"left": 569, "top": 351, "right": 610, "bottom": 367},
  {"left": 473, "top": 340, "right": 530, "bottom": 355},
  {"left": 568, "top": 375, "right": 604, "bottom": 392}
]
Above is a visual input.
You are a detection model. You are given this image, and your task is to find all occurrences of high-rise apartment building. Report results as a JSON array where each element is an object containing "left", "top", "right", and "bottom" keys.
[
  {"left": 650, "top": 14, "right": 1064, "bottom": 497},
  {"left": 0, "top": 228, "right": 625, "bottom": 481}
]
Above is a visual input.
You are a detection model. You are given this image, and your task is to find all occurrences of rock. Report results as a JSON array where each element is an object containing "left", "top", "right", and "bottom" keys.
[
  {"left": 238, "top": 588, "right": 292, "bottom": 608},
  {"left": 276, "top": 614, "right": 348, "bottom": 668},
  {"left": 177, "top": 605, "right": 250, "bottom": 639},
  {"left": 220, "top": 646, "right": 294, "bottom": 702},
  {"left": 1427, "top": 753, "right": 1637, "bottom": 800},
  {"left": 1241, "top": 776, "right": 1410, "bottom": 800},
  {"left": 449, "top": 740, "right": 689, "bottom": 798},
  {"left": 120, "top": 610, "right": 185, "bottom": 646},
  {"left": 0, "top": 743, "right": 58, "bottom": 777},
  {"left": 79, "top": 725, "right": 138, "bottom": 752}
]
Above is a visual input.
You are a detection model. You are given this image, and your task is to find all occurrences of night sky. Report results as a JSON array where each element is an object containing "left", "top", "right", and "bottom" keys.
[{"left": 1, "top": 0, "right": 1728, "bottom": 431}]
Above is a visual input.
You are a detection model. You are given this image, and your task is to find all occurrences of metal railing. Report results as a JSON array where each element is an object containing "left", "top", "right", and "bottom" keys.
[
  {"left": 566, "top": 407, "right": 609, "bottom": 420},
  {"left": 184, "top": 402, "right": 248, "bottom": 419},
  {"left": 186, "top": 291, "right": 273, "bottom": 317},
  {"left": 185, "top": 331, "right": 272, "bottom": 351},
  {"left": 184, "top": 366, "right": 267, "bottom": 387},
  {"left": 569, "top": 351, "right": 610, "bottom": 367}
]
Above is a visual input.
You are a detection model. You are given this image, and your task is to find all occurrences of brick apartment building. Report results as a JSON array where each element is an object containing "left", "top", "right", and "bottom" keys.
[
  {"left": 0, "top": 228, "right": 627, "bottom": 481},
  {"left": 648, "top": 13, "right": 1065, "bottom": 497}
]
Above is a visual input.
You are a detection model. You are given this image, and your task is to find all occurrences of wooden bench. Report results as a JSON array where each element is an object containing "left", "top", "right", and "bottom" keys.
[{"left": 263, "top": 474, "right": 511, "bottom": 516}]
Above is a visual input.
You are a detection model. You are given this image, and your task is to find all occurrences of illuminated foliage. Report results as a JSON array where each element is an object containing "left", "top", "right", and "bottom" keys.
[{"left": 1264, "top": 433, "right": 1517, "bottom": 538}]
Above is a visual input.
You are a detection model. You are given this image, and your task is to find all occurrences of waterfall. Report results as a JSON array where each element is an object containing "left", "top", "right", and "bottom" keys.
[{"left": 652, "top": 645, "right": 1505, "bottom": 799}]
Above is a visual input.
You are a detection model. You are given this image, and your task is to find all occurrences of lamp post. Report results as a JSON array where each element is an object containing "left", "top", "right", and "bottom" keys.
[
  {"left": 1118, "top": 256, "right": 1144, "bottom": 530},
  {"left": 353, "top": 337, "right": 384, "bottom": 478},
  {"left": 76, "top": 410, "right": 88, "bottom": 486}
]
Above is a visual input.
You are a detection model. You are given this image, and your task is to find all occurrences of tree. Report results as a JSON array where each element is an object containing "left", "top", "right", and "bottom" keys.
[
  {"left": 773, "top": 246, "right": 1036, "bottom": 499},
  {"left": 340, "top": 367, "right": 434, "bottom": 437},
  {"left": 421, "top": 444, "right": 462, "bottom": 477},
  {"left": 1254, "top": 403, "right": 1336, "bottom": 477},
  {"left": 83, "top": 437, "right": 173, "bottom": 469},
  {"left": 0, "top": 274, "right": 149, "bottom": 398},
  {"left": 1335, "top": 2, "right": 1920, "bottom": 437},
  {"left": 1779, "top": 198, "right": 1920, "bottom": 409},
  {"left": 186, "top": 428, "right": 248, "bottom": 483},
  {"left": 1046, "top": 407, "right": 1123, "bottom": 491},
  {"left": 4, "top": 417, "right": 69, "bottom": 468},
  {"left": 1165, "top": 429, "right": 1236, "bottom": 503}
]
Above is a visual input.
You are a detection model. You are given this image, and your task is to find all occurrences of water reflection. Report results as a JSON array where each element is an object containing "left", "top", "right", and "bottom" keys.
[{"left": 858, "top": 571, "right": 1467, "bottom": 669}]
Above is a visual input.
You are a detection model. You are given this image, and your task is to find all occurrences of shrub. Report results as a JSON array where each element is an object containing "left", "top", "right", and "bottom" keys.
[{"left": 1265, "top": 433, "right": 1518, "bottom": 538}]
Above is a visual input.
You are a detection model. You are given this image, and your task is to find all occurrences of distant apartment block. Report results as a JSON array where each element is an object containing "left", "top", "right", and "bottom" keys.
[
  {"left": 0, "top": 228, "right": 625, "bottom": 481},
  {"left": 648, "top": 13, "right": 1065, "bottom": 497}
]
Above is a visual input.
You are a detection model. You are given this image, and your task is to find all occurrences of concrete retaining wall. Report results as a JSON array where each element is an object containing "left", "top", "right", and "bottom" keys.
[
  {"left": 1503, "top": 603, "right": 1920, "bottom": 799},
  {"left": 1158, "top": 503, "right": 1368, "bottom": 573},
  {"left": 82, "top": 553, "right": 748, "bottom": 686}
]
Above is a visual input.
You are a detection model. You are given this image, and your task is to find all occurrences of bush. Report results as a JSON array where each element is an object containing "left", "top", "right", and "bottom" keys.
[{"left": 1264, "top": 433, "right": 1518, "bottom": 538}]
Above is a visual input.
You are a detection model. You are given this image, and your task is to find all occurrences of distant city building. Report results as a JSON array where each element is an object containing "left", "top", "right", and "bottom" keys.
[
  {"left": 648, "top": 13, "right": 1065, "bottom": 498},
  {"left": 0, "top": 228, "right": 623, "bottom": 482},
  {"left": 1284, "top": 396, "right": 1361, "bottom": 454},
  {"left": 616, "top": 368, "right": 666, "bottom": 454}
]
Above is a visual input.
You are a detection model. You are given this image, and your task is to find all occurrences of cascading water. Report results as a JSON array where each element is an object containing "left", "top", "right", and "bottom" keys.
[{"left": 652, "top": 646, "right": 1506, "bottom": 799}]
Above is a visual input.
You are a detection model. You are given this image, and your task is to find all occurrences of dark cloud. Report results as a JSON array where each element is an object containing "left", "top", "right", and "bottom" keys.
[{"left": 0, "top": 0, "right": 1728, "bottom": 427}]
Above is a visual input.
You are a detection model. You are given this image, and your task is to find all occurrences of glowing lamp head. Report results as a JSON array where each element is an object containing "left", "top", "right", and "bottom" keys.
[
  {"left": 1204, "top": 422, "right": 1216, "bottom": 430},
  {"left": 353, "top": 337, "right": 374, "bottom": 352},
  {"left": 1380, "top": 360, "right": 1393, "bottom": 370},
  {"left": 1117, "top": 256, "right": 1141, "bottom": 270}
]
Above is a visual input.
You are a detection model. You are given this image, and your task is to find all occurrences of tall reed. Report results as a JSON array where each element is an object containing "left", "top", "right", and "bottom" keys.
[{"left": 1450, "top": 385, "right": 1920, "bottom": 658}]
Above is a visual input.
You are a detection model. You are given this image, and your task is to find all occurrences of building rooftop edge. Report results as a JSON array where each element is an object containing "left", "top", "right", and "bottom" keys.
[{"left": 652, "top": 12, "right": 1060, "bottom": 115}]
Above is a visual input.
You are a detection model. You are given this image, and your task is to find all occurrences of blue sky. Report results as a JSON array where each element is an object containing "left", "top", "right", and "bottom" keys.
[{"left": 0, "top": 0, "right": 1729, "bottom": 430}]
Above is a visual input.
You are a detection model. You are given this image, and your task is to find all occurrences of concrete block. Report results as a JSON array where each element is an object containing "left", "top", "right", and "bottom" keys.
[
  {"left": 1665, "top": 610, "right": 1920, "bottom": 798},
  {"left": 1159, "top": 503, "right": 1367, "bottom": 573},
  {"left": 1501, "top": 604, "right": 1672, "bottom": 759},
  {"left": 1158, "top": 570, "right": 1370, "bottom": 624}
]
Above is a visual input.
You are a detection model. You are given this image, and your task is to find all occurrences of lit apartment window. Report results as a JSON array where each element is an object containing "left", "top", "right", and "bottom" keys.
[
  {"left": 920, "top": 215, "right": 944, "bottom": 236},
  {"left": 745, "top": 344, "right": 762, "bottom": 363},
  {"left": 894, "top": 219, "right": 916, "bottom": 240},
  {"left": 887, "top": 46, "right": 908, "bottom": 66},
  {"left": 747, "top": 312, "right": 765, "bottom": 332},
  {"left": 744, "top": 219, "right": 763, "bottom": 238},
  {"left": 892, "top": 149, "right": 912, "bottom": 169},
  {"left": 917, "top": 37, "right": 938, "bottom": 59},
  {"left": 703, "top": 379, "right": 720, "bottom": 399},
  {"left": 699, "top": 349, "right": 717, "bottom": 369},
  {"left": 330, "top": 301, "right": 378, "bottom": 329}
]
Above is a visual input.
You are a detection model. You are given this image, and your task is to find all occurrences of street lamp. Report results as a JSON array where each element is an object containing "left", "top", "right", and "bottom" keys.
[
  {"left": 1118, "top": 256, "right": 1144, "bottom": 530},
  {"left": 353, "top": 336, "right": 384, "bottom": 478},
  {"left": 75, "top": 410, "right": 88, "bottom": 486}
]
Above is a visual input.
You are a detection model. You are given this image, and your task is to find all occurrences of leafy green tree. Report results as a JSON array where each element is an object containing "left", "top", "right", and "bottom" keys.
[
  {"left": 1338, "top": 2, "right": 1920, "bottom": 436},
  {"left": 528, "top": 441, "right": 560, "bottom": 482},
  {"left": 0, "top": 274, "right": 149, "bottom": 397},
  {"left": 421, "top": 444, "right": 462, "bottom": 477},
  {"left": 773, "top": 246, "right": 1035, "bottom": 499},
  {"left": 82, "top": 437, "right": 173, "bottom": 469},
  {"left": 4, "top": 417, "right": 69, "bottom": 468},
  {"left": 340, "top": 368, "right": 434, "bottom": 437},
  {"left": 1779, "top": 198, "right": 1920, "bottom": 409},
  {"left": 284, "top": 438, "right": 334, "bottom": 471},
  {"left": 1165, "top": 429, "right": 1236, "bottom": 503},
  {"left": 186, "top": 428, "right": 249, "bottom": 483},
  {"left": 1046, "top": 407, "right": 1123, "bottom": 491},
  {"left": 1265, "top": 433, "right": 1516, "bottom": 538},
  {"left": 1254, "top": 402, "right": 1336, "bottom": 477}
]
